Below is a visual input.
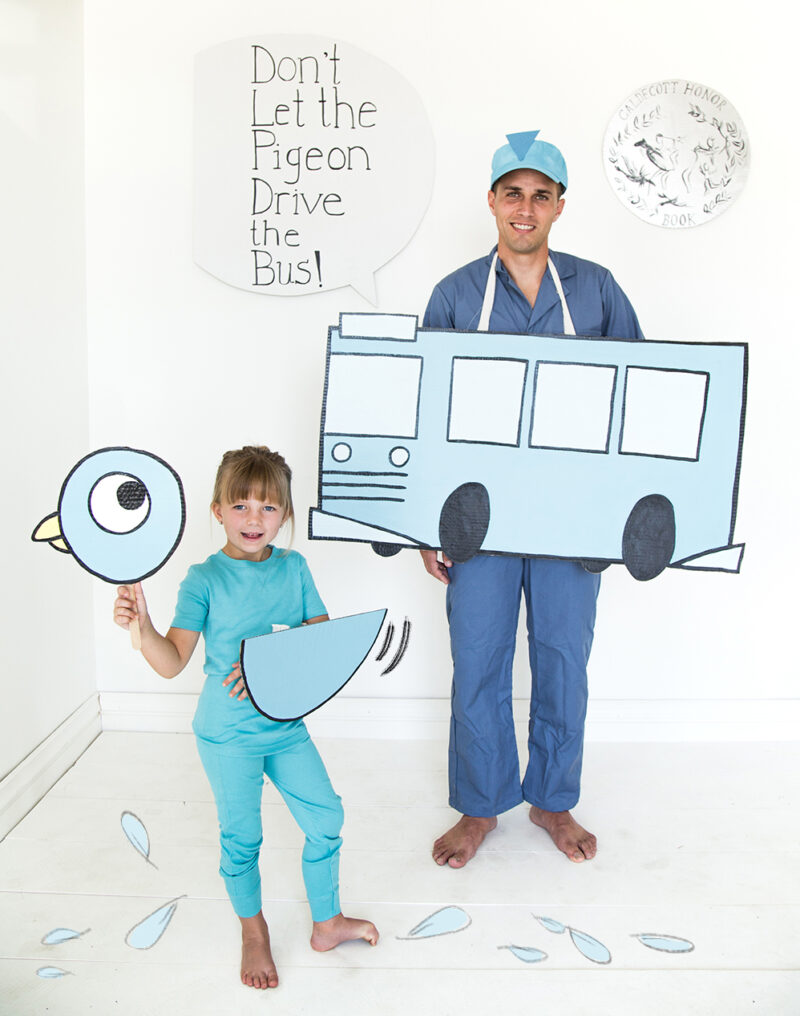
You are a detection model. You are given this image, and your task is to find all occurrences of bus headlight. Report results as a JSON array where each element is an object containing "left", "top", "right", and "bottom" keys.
[
  {"left": 331, "top": 442, "right": 352, "bottom": 463},
  {"left": 389, "top": 446, "right": 409, "bottom": 467}
]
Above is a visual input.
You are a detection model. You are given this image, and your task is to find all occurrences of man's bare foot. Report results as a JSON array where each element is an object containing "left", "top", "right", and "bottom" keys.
[
  {"left": 239, "top": 913, "right": 278, "bottom": 989},
  {"left": 310, "top": 913, "right": 379, "bottom": 952},
  {"left": 432, "top": 814, "right": 498, "bottom": 868},
  {"left": 529, "top": 806, "right": 597, "bottom": 862}
]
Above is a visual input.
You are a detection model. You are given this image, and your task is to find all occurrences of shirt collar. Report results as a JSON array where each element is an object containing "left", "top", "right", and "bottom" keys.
[{"left": 492, "top": 247, "right": 574, "bottom": 323}]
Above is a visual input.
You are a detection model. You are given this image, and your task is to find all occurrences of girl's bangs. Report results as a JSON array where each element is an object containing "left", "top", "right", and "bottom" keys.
[{"left": 221, "top": 460, "right": 288, "bottom": 511}]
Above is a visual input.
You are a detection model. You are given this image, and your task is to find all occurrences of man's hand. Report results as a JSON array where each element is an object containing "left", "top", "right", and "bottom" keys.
[{"left": 420, "top": 549, "right": 452, "bottom": 585}]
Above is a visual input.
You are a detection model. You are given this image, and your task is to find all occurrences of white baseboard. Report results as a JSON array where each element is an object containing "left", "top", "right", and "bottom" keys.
[
  {"left": 98, "top": 692, "right": 800, "bottom": 743},
  {"left": 100, "top": 691, "right": 199, "bottom": 734},
  {"left": 0, "top": 696, "right": 101, "bottom": 840},
  {"left": 584, "top": 698, "right": 800, "bottom": 742}
]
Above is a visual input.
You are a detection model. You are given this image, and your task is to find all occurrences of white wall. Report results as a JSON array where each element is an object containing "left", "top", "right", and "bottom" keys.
[
  {"left": 0, "top": 0, "right": 95, "bottom": 783},
  {"left": 82, "top": 1, "right": 796, "bottom": 730}
]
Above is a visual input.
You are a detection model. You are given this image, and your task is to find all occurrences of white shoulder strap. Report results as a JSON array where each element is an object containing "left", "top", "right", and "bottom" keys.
[
  {"left": 478, "top": 252, "right": 498, "bottom": 331},
  {"left": 547, "top": 255, "right": 576, "bottom": 336}
]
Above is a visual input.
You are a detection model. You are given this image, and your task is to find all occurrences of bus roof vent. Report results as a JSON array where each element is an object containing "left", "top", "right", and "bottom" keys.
[{"left": 339, "top": 313, "right": 418, "bottom": 342}]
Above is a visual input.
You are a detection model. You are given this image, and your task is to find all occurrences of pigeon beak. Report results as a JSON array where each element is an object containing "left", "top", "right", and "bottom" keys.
[{"left": 31, "top": 512, "right": 72, "bottom": 554}]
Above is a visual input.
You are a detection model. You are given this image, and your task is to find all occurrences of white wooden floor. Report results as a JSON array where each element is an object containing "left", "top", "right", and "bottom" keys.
[{"left": 2, "top": 732, "right": 798, "bottom": 1015}]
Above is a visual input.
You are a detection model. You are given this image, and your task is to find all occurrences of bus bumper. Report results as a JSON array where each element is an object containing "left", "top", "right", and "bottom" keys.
[
  {"left": 308, "top": 508, "right": 418, "bottom": 547},
  {"left": 672, "top": 544, "right": 745, "bottom": 573}
]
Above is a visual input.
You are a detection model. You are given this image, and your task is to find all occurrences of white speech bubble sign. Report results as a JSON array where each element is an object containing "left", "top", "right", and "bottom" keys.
[{"left": 194, "top": 36, "right": 435, "bottom": 303}]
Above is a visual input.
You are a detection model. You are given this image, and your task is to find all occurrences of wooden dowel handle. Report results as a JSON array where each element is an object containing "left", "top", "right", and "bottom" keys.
[{"left": 128, "top": 584, "right": 141, "bottom": 651}]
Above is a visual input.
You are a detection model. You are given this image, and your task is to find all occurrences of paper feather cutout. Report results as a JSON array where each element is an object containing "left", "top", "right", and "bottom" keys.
[
  {"left": 41, "top": 927, "right": 90, "bottom": 946},
  {"left": 569, "top": 927, "right": 612, "bottom": 965},
  {"left": 535, "top": 915, "right": 612, "bottom": 964},
  {"left": 499, "top": 944, "right": 548, "bottom": 963},
  {"left": 120, "top": 811, "right": 157, "bottom": 868},
  {"left": 398, "top": 906, "right": 472, "bottom": 939},
  {"left": 125, "top": 896, "right": 185, "bottom": 950},
  {"left": 634, "top": 933, "right": 695, "bottom": 953}
]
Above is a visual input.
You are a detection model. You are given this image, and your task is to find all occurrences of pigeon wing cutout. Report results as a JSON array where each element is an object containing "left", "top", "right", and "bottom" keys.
[{"left": 240, "top": 609, "right": 387, "bottom": 721}]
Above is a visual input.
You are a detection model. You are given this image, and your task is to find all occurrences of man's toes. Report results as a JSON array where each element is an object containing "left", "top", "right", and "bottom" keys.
[
  {"left": 566, "top": 835, "right": 596, "bottom": 862},
  {"left": 432, "top": 839, "right": 452, "bottom": 864}
]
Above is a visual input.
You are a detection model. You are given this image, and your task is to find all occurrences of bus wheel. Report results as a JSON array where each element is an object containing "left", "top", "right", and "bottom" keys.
[
  {"left": 581, "top": 559, "right": 611, "bottom": 573},
  {"left": 438, "top": 482, "right": 490, "bottom": 563},
  {"left": 622, "top": 495, "right": 676, "bottom": 581},
  {"left": 371, "top": 542, "right": 402, "bottom": 557}
]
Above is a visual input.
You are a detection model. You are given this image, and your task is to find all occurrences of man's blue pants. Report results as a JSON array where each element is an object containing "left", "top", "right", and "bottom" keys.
[{"left": 446, "top": 555, "right": 600, "bottom": 816}]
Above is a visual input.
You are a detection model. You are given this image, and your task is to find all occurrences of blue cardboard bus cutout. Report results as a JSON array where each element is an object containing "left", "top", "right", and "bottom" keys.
[{"left": 309, "top": 314, "right": 747, "bottom": 581}]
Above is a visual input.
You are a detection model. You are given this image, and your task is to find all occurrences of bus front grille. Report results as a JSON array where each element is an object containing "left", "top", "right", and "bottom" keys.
[{"left": 321, "top": 470, "right": 407, "bottom": 503}]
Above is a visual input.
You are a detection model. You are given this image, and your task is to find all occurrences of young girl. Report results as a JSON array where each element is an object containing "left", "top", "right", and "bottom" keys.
[{"left": 113, "top": 446, "right": 378, "bottom": 990}]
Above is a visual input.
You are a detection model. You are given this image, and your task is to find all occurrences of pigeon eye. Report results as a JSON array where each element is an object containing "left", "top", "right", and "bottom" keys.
[{"left": 89, "top": 473, "right": 151, "bottom": 533}]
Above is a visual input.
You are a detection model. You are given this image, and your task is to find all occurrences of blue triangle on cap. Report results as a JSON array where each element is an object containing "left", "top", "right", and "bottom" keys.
[{"left": 507, "top": 131, "right": 540, "bottom": 159}]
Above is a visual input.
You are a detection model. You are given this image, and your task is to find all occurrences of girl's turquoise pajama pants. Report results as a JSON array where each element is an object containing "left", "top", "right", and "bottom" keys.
[{"left": 196, "top": 730, "right": 343, "bottom": 922}]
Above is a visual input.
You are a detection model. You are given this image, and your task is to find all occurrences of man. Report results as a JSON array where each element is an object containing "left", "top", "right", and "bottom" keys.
[{"left": 420, "top": 130, "right": 643, "bottom": 868}]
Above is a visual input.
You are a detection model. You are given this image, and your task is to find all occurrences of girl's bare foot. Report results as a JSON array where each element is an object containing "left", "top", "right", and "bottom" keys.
[
  {"left": 310, "top": 913, "right": 379, "bottom": 952},
  {"left": 432, "top": 814, "right": 498, "bottom": 868},
  {"left": 529, "top": 806, "right": 597, "bottom": 862},
  {"left": 239, "top": 913, "right": 279, "bottom": 989}
]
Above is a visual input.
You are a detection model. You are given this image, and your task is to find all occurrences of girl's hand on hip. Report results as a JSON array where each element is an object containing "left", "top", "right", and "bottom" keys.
[{"left": 223, "top": 661, "right": 250, "bottom": 702}]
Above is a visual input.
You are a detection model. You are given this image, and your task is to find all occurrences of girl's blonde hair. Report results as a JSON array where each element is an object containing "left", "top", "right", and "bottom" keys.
[{"left": 211, "top": 446, "right": 295, "bottom": 548}]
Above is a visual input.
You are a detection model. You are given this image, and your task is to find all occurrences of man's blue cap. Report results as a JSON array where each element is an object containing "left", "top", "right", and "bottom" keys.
[{"left": 490, "top": 131, "right": 568, "bottom": 191}]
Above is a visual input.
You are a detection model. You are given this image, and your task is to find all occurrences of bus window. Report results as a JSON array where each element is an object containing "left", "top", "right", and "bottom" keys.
[
  {"left": 620, "top": 367, "right": 709, "bottom": 460},
  {"left": 325, "top": 353, "right": 422, "bottom": 437},
  {"left": 529, "top": 362, "right": 617, "bottom": 453},
  {"left": 447, "top": 357, "right": 528, "bottom": 446}
]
